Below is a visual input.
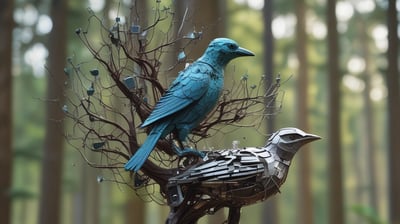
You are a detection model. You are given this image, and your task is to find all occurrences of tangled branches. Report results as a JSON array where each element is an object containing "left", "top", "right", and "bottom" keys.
[{"left": 63, "top": 2, "right": 282, "bottom": 206}]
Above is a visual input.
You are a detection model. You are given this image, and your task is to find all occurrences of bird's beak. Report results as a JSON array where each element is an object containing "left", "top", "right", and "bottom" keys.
[
  {"left": 236, "top": 47, "right": 255, "bottom": 56},
  {"left": 303, "top": 133, "right": 321, "bottom": 143}
]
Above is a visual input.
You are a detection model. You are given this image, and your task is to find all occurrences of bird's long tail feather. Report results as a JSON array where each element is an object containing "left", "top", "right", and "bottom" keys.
[{"left": 124, "top": 122, "right": 168, "bottom": 172}]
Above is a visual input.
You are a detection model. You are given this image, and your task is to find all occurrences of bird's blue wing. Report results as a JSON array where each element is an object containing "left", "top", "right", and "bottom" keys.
[{"left": 141, "top": 63, "right": 212, "bottom": 127}]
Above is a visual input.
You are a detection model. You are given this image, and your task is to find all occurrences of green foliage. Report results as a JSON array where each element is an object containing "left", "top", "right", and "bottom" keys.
[
  {"left": 9, "top": 188, "right": 36, "bottom": 200},
  {"left": 13, "top": 73, "right": 46, "bottom": 159},
  {"left": 351, "top": 205, "right": 387, "bottom": 224}
]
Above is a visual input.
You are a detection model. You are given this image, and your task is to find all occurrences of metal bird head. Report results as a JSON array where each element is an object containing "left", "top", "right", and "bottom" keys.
[
  {"left": 268, "top": 127, "right": 321, "bottom": 161},
  {"left": 201, "top": 38, "right": 254, "bottom": 67}
]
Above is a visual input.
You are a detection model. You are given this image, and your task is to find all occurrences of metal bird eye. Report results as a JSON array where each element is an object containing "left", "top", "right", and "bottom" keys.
[{"left": 281, "top": 134, "right": 299, "bottom": 141}]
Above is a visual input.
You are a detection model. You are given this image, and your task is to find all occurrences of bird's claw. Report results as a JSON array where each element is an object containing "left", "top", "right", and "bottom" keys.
[{"left": 173, "top": 145, "right": 205, "bottom": 158}]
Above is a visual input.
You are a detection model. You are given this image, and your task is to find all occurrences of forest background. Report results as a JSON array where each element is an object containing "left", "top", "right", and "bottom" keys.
[{"left": 1, "top": 0, "right": 399, "bottom": 223}]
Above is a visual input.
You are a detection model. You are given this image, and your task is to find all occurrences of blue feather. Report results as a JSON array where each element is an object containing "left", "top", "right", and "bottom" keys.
[
  {"left": 124, "top": 121, "right": 169, "bottom": 172},
  {"left": 124, "top": 38, "right": 254, "bottom": 172}
]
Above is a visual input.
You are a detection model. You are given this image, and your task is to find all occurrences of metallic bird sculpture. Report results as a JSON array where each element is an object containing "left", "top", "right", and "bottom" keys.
[
  {"left": 125, "top": 38, "right": 254, "bottom": 172},
  {"left": 166, "top": 127, "right": 320, "bottom": 224}
]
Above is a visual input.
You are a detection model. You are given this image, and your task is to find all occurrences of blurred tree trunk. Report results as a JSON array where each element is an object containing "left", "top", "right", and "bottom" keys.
[
  {"left": 81, "top": 166, "right": 100, "bottom": 224},
  {"left": 168, "top": 0, "right": 226, "bottom": 79},
  {"left": 387, "top": 1, "right": 400, "bottom": 223},
  {"left": 38, "top": 0, "right": 68, "bottom": 223},
  {"left": 262, "top": 0, "right": 279, "bottom": 223},
  {"left": 164, "top": 0, "right": 189, "bottom": 81},
  {"left": 326, "top": 0, "right": 344, "bottom": 224},
  {"left": 177, "top": 0, "right": 226, "bottom": 58},
  {"left": 191, "top": 0, "right": 226, "bottom": 54},
  {"left": 188, "top": 1, "right": 227, "bottom": 222},
  {"left": 169, "top": 1, "right": 228, "bottom": 222},
  {"left": 263, "top": 0, "right": 275, "bottom": 126},
  {"left": 0, "top": 0, "right": 14, "bottom": 224},
  {"left": 126, "top": 194, "right": 145, "bottom": 224},
  {"left": 295, "top": 0, "right": 313, "bottom": 223},
  {"left": 358, "top": 16, "right": 379, "bottom": 213},
  {"left": 125, "top": 0, "right": 147, "bottom": 223}
]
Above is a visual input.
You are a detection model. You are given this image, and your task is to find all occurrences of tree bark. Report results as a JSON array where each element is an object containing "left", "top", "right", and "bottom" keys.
[
  {"left": 358, "top": 16, "right": 379, "bottom": 214},
  {"left": 295, "top": 0, "right": 313, "bottom": 223},
  {"left": 327, "top": 0, "right": 344, "bottom": 223},
  {"left": 168, "top": 0, "right": 226, "bottom": 85},
  {"left": 0, "top": 0, "right": 14, "bottom": 223},
  {"left": 262, "top": 0, "right": 279, "bottom": 223},
  {"left": 185, "top": 1, "right": 227, "bottom": 222},
  {"left": 38, "top": 0, "right": 68, "bottom": 223},
  {"left": 190, "top": 0, "right": 226, "bottom": 57},
  {"left": 387, "top": 1, "right": 400, "bottom": 223},
  {"left": 125, "top": 1, "right": 148, "bottom": 223}
]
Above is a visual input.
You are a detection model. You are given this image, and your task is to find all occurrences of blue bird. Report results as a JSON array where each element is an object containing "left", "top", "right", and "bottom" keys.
[{"left": 124, "top": 38, "right": 254, "bottom": 172}]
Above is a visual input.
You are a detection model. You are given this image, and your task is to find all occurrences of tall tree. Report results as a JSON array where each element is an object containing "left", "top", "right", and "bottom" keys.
[
  {"left": 358, "top": 15, "right": 379, "bottom": 213},
  {"left": 125, "top": 1, "right": 148, "bottom": 223},
  {"left": 189, "top": 0, "right": 226, "bottom": 57},
  {"left": 38, "top": 0, "right": 68, "bottom": 223},
  {"left": 387, "top": 0, "right": 400, "bottom": 223},
  {"left": 326, "top": 0, "right": 344, "bottom": 223},
  {"left": 295, "top": 0, "right": 313, "bottom": 223},
  {"left": 0, "top": 0, "right": 14, "bottom": 223},
  {"left": 168, "top": 0, "right": 226, "bottom": 84},
  {"left": 262, "top": 0, "right": 279, "bottom": 223},
  {"left": 188, "top": 1, "right": 227, "bottom": 222}
]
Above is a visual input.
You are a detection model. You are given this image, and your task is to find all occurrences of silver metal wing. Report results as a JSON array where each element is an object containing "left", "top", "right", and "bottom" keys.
[{"left": 167, "top": 146, "right": 291, "bottom": 207}]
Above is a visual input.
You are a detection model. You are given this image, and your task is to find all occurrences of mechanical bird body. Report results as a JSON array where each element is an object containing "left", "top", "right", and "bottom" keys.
[
  {"left": 125, "top": 38, "right": 254, "bottom": 171},
  {"left": 165, "top": 127, "right": 321, "bottom": 224}
]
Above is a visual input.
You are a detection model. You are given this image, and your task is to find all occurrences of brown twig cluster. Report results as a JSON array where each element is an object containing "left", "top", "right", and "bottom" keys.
[{"left": 63, "top": 3, "right": 282, "bottom": 206}]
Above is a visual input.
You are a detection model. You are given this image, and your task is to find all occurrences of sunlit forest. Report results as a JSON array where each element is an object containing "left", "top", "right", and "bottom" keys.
[{"left": 1, "top": 0, "right": 399, "bottom": 223}]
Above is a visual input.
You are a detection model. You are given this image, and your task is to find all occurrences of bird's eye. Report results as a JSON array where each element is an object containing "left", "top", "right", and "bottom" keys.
[
  {"left": 227, "top": 43, "right": 237, "bottom": 50},
  {"left": 281, "top": 134, "right": 299, "bottom": 141}
]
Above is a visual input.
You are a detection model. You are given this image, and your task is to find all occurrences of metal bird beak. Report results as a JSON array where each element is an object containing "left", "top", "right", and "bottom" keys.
[
  {"left": 275, "top": 131, "right": 321, "bottom": 161},
  {"left": 236, "top": 47, "right": 255, "bottom": 56},
  {"left": 302, "top": 133, "right": 321, "bottom": 144}
]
